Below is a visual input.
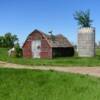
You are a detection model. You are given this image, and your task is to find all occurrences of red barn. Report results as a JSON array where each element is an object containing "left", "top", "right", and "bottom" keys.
[{"left": 22, "top": 29, "right": 74, "bottom": 59}]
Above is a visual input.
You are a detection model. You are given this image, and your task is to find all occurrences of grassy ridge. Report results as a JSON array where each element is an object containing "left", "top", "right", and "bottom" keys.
[
  {"left": 0, "top": 68, "right": 100, "bottom": 100},
  {"left": 0, "top": 48, "right": 100, "bottom": 66}
]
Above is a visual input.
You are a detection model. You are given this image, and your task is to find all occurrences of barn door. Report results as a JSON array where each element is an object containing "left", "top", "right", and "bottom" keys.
[{"left": 31, "top": 40, "right": 41, "bottom": 58}]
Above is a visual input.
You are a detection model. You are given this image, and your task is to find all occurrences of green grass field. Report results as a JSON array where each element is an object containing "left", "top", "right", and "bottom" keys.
[
  {"left": 0, "top": 48, "right": 100, "bottom": 66},
  {"left": 0, "top": 68, "right": 100, "bottom": 100}
]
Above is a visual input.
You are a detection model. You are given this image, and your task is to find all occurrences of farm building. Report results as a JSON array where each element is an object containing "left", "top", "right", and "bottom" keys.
[{"left": 22, "top": 29, "right": 74, "bottom": 59}]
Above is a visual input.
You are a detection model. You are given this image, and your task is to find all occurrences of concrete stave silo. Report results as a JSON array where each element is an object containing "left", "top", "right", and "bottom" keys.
[{"left": 78, "top": 27, "right": 95, "bottom": 57}]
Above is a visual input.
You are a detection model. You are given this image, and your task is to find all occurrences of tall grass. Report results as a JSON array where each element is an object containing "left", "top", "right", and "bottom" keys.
[{"left": 0, "top": 68, "right": 100, "bottom": 100}]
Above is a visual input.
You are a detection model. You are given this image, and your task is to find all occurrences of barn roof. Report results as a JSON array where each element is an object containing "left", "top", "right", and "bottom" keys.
[
  {"left": 23, "top": 29, "right": 73, "bottom": 48},
  {"left": 44, "top": 33, "right": 72, "bottom": 47}
]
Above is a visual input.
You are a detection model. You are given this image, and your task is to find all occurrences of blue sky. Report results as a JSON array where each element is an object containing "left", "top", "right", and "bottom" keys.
[{"left": 0, "top": 0, "right": 99, "bottom": 46}]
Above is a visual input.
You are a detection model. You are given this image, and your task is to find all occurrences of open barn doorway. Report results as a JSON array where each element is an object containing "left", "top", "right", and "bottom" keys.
[{"left": 52, "top": 47, "right": 74, "bottom": 58}]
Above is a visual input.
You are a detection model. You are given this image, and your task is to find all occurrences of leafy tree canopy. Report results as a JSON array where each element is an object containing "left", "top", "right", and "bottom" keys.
[
  {"left": 74, "top": 10, "right": 93, "bottom": 27},
  {"left": 0, "top": 33, "right": 18, "bottom": 48}
]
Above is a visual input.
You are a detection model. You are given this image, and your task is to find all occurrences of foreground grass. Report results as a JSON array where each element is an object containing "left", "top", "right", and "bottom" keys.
[
  {"left": 0, "top": 68, "right": 100, "bottom": 100},
  {"left": 0, "top": 48, "right": 100, "bottom": 66}
]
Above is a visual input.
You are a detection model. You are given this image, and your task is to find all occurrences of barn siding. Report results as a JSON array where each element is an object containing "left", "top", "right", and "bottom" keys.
[{"left": 40, "top": 39, "right": 52, "bottom": 58}]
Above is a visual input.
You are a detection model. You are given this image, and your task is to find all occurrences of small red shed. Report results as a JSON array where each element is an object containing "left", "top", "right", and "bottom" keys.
[{"left": 22, "top": 29, "right": 74, "bottom": 59}]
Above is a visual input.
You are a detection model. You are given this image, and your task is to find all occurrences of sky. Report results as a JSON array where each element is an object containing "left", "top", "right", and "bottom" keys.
[{"left": 0, "top": 0, "right": 100, "bottom": 46}]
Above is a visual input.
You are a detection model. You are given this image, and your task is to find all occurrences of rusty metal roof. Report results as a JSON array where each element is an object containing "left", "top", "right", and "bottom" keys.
[{"left": 44, "top": 34, "right": 73, "bottom": 47}]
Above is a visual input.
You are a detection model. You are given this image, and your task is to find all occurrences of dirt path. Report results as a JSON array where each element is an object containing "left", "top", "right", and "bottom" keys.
[{"left": 0, "top": 61, "right": 100, "bottom": 77}]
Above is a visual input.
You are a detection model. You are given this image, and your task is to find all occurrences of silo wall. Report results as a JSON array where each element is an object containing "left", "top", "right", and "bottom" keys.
[{"left": 78, "top": 27, "right": 95, "bottom": 57}]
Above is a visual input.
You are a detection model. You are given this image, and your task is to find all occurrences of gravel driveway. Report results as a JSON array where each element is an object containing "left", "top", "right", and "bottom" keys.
[{"left": 0, "top": 61, "right": 100, "bottom": 77}]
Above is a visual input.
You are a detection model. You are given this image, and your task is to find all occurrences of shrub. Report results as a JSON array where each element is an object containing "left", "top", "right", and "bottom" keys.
[{"left": 14, "top": 43, "right": 22, "bottom": 57}]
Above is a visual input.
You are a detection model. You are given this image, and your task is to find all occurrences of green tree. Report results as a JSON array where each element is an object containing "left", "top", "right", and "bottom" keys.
[
  {"left": 4, "top": 33, "right": 18, "bottom": 47},
  {"left": 0, "top": 33, "right": 18, "bottom": 48},
  {"left": 0, "top": 36, "right": 4, "bottom": 47},
  {"left": 73, "top": 10, "right": 93, "bottom": 27}
]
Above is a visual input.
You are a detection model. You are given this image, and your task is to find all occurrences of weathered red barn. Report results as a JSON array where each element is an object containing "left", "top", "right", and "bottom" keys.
[{"left": 22, "top": 29, "right": 74, "bottom": 59}]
